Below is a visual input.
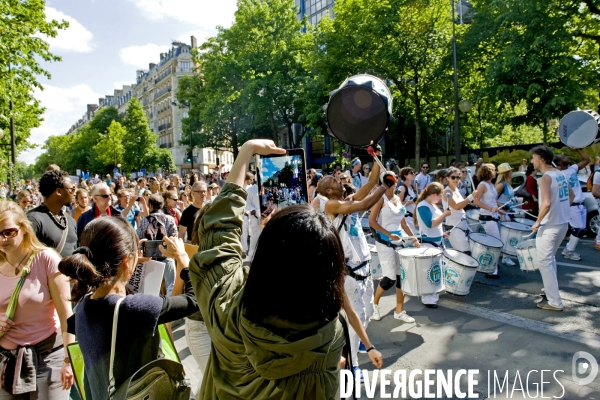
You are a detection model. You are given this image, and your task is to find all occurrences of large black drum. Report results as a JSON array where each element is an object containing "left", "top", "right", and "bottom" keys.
[{"left": 325, "top": 75, "right": 393, "bottom": 147}]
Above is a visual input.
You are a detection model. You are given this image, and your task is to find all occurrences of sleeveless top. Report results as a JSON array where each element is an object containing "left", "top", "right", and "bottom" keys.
[
  {"left": 497, "top": 181, "right": 515, "bottom": 206},
  {"left": 376, "top": 194, "right": 406, "bottom": 240},
  {"left": 540, "top": 170, "right": 570, "bottom": 225},
  {"left": 442, "top": 187, "right": 466, "bottom": 226},
  {"left": 400, "top": 182, "right": 417, "bottom": 214},
  {"left": 311, "top": 194, "right": 328, "bottom": 213},
  {"left": 416, "top": 200, "right": 443, "bottom": 243},
  {"left": 334, "top": 213, "right": 371, "bottom": 274},
  {"left": 479, "top": 181, "right": 499, "bottom": 218}
]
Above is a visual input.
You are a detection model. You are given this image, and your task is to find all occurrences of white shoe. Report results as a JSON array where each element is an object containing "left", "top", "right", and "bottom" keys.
[
  {"left": 370, "top": 305, "right": 381, "bottom": 321},
  {"left": 563, "top": 251, "right": 581, "bottom": 261},
  {"left": 394, "top": 310, "right": 415, "bottom": 323},
  {"left": 561, "top": 247, "right": 570, "bottom": 256},
  {"left": 502, "top": 256, "right": 516, "bottom": 266}
]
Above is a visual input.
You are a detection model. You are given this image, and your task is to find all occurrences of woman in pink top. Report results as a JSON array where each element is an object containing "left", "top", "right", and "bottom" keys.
[{"left": 0, "top": 201, "right": 74, "bottom": 398}]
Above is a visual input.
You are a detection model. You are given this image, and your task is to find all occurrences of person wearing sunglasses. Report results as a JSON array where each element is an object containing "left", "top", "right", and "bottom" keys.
[
  {"left": 397, "top": 167, "right": 418, "bottom": 233},
  {"left": 0, "top": 201, "right": 75, "bottom": 398},
  {"left": 27, "top": 170, "right": 78, "bottom": 257},
  {"left": 76, "top": 183, "right": 123, "bottom": 242},
  {"left": 442, "top": 167, "right": 478, "bottom": 253},
  {"left": 415, "top": 162, "right": 431, "bottom": 194},
  {"left": 17, "top": 189, "right": 34, "bottom": 213}
]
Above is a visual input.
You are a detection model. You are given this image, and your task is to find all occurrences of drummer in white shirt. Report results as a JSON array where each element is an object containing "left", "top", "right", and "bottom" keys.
[
  {"left": 553, "top": 148, "right": 591, "bottom": 261},
  {"left": 442, "top": 167, "right": 477, "bottom": 253},
  {"left": 415, "top": 182, "right": 452, "bottom": 308},
  {"left": 472, "top": 163, "right": 506, "bottom": 278}
]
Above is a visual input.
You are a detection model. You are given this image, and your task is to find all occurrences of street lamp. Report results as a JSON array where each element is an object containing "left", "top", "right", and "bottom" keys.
[{"left": 171, "top": 100, "right": 193, "bottom": 172}]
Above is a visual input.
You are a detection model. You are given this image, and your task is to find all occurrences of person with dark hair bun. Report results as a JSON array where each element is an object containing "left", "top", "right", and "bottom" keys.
[
  {"left": 60, "top": 217, "right": 198, "bottom": 399},
  {"left": 188, "top": 139, "right": 382, "bottom": 399}
]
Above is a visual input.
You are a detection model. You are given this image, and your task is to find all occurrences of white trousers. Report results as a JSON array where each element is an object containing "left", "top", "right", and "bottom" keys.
[
  {"left": 374, "top": 242, "right": 399, "bottom": 279},
  {"left": 344, "top": 275, "right": 374, "bottom": 367},
  {"left": 247, "top": 215, "right": 261, "bottom": 260},
  {"left": 535, "top": 224, "right": 568, "bottom": 308},
  {"left": 185, "top": 319, "right": 212, "bottom": 396},
  {"left": 482, "top": 219, "right": 501, "bottom": 274}
]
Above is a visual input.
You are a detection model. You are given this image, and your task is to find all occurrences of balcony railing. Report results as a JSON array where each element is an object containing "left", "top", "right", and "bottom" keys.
[
  {"left": 154, "top": 87, "right": 171, "bottom": 100},
  {"left": 158, "top": 123, "right": 172, "bottom": 132}
]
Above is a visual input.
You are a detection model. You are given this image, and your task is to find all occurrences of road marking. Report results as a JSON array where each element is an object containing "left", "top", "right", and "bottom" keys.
[
  {"left": 556, "top": 262, "right": 600, "bottom": 271},
  {"left": 439, "top": 298, "right": 600, "bottom": 350}
]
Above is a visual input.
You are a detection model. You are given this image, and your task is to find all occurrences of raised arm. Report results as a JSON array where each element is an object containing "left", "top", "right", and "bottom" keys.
[
  {"left": 352, "top": 155, "right": 381, "bottom": 202},
  {"left": 574, "top": 148, "right": 591, "bottom": 171}
]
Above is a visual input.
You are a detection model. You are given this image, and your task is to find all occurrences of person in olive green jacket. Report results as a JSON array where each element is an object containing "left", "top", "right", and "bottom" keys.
[{"left": 188, "top": 140, "right": 380, "bottom": 399}]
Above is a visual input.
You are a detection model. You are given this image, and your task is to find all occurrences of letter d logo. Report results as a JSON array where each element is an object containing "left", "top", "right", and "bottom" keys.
[{"left": 572, "top": 351, "right": 598, "bottom": 386}]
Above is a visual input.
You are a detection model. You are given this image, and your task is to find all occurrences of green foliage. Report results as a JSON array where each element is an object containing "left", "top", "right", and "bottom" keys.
[
  {"left": 122, "top": 99, "right": 159, "bottom": 172},
  {"left": 0, "top": 0, "right": 68, "bottom": 175},
  {"left": 92, "top": 121, "right": 126, "bottom": 172}
]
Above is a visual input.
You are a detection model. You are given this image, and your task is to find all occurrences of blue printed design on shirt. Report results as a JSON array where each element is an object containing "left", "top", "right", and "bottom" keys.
[
  {"left": 349, "top": 213, "right": 360, "bottom": 237},
  {"left": 568, "top": 172, "right": 579, "bottom": 189},
  {"left": 352, "top": 174, "right": 361, "bottom": 188}
]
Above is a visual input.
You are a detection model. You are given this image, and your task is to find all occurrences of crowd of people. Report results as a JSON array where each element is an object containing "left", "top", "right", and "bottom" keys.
[{"left": 1, "top": 144, "right": 600, "bottom": 399}]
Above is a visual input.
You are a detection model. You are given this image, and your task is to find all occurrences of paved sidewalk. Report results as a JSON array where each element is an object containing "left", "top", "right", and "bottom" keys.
[{"left": 173, "top": 321, "right": 202, "bottom": 398}]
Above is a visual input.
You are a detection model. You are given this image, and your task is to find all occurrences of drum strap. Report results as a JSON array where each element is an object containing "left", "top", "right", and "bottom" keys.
[
  {"left": 479, "top": 215, "right": 499, "bottom": 222},
  {"left": 346, "top": 261, "right": 370, "bottom": 281},
  {"left": 422, "top": 240, "right": 442, "bottom": 248},
  {"left": 405, "top": 211, "right": 413, "bottom": 218},
  {"left": 571, "top": 202, "right": 585, "bottom": 207},
  {"left": 371, "top": 228, "right": 403, "bottom": 249}
]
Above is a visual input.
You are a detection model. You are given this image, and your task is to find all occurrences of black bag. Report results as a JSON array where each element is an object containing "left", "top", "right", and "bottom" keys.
[
  {"left": 144, "top": 215, "right": 167, "bottom": 241},
  {"left": 515, "top": 184, "right": 531, "bottom": 198},
  {"left": 108, "top": 298, "right": 191, "bottom": 400}
]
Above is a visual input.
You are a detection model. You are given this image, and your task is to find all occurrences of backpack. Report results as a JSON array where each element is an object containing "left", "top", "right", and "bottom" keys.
[
  {"left": 108, "top": 298, "right": 191, "bottom": 400},
  {"left": 587, "top": 170, "right": 596, "bottom": 192},
  {"left": 144, "top": 215, "right": 167, "bottom": 241}
]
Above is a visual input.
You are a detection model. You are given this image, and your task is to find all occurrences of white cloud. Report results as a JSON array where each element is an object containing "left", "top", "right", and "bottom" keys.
[
  {"left": 41, "top": 7, "right": 95, "bottom": 53},
  {"left": 127, "top": 0, "right": 237, "bottom": 28},
  {"left": 119, "top": 43, "right": 169, "bottom": 68},
  {"left": 113, "top": 81, "right": 135, "bottom": 89},
  {"left": 18, "top": 84, "right": 102, "bottom": 164}
]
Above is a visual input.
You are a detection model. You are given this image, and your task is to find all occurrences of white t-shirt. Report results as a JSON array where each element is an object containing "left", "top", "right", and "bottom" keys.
[
  {"left": 565, "top": 164, "right": 584, "bottom": 203},
  {"left": 415, "top": 173, "right": 431, "bottom": 192}
]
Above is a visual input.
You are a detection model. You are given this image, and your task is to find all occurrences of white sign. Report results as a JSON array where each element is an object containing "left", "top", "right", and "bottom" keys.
[{"left": 127, "top": 260, "right": 165, "bottom": 296}]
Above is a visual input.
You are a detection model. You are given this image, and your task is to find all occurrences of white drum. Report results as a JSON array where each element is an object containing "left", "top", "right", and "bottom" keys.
[
  {"left": 442, "top": 249, "right": 479, "bottom": 296},
  {"left": 369, "top": 244, "right": 383, "bottom": 280},
  {"left": 559, "top": 110, "right": 600, "bottom": 149},
  {"left": 514, "top": 218, "right": 534, "bottom": 227},
  {"left": 466, "top": 209, "right": 486, "bottom": 234},
  {"left": 468, "top": 233, "right": 504, "bottom": 274},
  {"left": 500, "top": 222, "right": 533, "bottom": 256},
  {"left": 397, "top": 247, "right": 444, "bottom": 296},
  {"left": 515, "top": 239, "right": 538, "bottom": 272},
  {"left": 448, "top": 219, "right": 471, "bottom": 251}
]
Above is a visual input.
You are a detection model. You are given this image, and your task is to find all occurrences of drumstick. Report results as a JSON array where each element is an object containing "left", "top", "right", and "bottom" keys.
[
  {"left": 506, "top": 211, "right": 538, "bottom": 218},
  {"left": 445, "top": 193, "right": 451, "bottom": 211},
  {"left": 366, "top": 145, "right": 387, "bottom": 171},
  {"left": 509, "top": 201, "right": 529, "bottom": 209},
  {"left": 523, "top": 231, "right": 536, "bottom": 239}
]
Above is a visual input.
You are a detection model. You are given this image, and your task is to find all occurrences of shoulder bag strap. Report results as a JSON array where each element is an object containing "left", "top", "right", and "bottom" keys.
[
  {"left": 56, "top": 216, "right": 69, "bottom": 254},
  {"left": 108, "top": 297, "right": 125, "bottom": 397},
  {"left": 338, "top": 313, "right": 355, "bottom": 400}
]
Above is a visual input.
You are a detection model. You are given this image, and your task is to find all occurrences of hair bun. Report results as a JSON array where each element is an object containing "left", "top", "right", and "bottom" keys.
[{"left": 73, "top": 246, "right": 94, "bottom": 260}]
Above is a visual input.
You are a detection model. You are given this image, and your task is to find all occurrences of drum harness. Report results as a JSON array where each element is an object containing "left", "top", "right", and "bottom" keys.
[{"left": 338, "top": 214, "right": 370, "bottom": 281}]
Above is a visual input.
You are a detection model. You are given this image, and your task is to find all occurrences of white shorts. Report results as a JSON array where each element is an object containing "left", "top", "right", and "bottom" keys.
[
  {"left": 374, "top": 242, "right": 400, "bottom": 279},
  {"left": 569, "top": 204, "right": 586, "bottom": 230}
]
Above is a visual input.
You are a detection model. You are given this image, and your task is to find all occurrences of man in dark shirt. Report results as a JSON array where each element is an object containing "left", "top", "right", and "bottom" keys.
[
  {"left": 27, "top": 170, "right": 78, "bottom": 257},
  {"left": 179, "top": 182, "right": 209, "bottom": 242}
]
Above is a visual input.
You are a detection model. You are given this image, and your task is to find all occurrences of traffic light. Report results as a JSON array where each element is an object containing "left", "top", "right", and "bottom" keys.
[{"left": 186, "top": 151, "right": 192, "bottom": 163}]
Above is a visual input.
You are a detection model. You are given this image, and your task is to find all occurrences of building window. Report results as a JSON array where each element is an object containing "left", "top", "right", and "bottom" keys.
[{"left": 180, "top": 61, "right": 191, "bottom": 72}]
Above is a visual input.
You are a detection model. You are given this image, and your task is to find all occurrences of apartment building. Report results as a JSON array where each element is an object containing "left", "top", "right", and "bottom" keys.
[{"left": 66, "top": 36, "right": 233, "bottom": 176}]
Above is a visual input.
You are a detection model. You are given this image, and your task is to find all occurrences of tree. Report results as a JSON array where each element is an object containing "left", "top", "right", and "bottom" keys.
[
  {"left": 92, "top": 121, "right": 126, "bottom": 173},
  {"left": 310, "top": 0, "right": 454, "bottom": 165},
  {"left": 0, "top": 0, "right": 68, "bottom": 173},
  {"left": 122, "top": 99, "right": 159, "bottom": 172},
  {"left": 462, "top": 0, "right": 597, "bottom": 144}
]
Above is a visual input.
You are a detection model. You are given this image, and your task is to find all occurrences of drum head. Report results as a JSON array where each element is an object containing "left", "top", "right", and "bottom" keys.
[
  {"left": 559, "top": 110, "right": 600, "bottom": 149},
  {"left": 500, "top": 222, "right": 532, "bottom": 232},
  {"left": 325, "top": 75, "right": 392, "bottom": 147},
  {"left": 465, "top": 209, "right": 480, "bottom": 219},
  {"left": 443, "top": 249, "right": 478, "bottom": 268},
  {"left": 514, "top": 218, "right": 534, "bottom": 227},
  {"left": 397, "top": 247, "right": 442, "bottom": 257},
  {"left": 514, "top": 239, "right": 536, "bottom": 250},
  {"left": 469, "top": 232, "right": 503, "bottom": 248}
]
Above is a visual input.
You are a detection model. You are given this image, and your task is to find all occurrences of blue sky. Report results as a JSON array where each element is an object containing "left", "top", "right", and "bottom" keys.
[
  {"left": 261, "top": 155, "right": 302, "bottom": 181},
  {"left": 20, "top": 0, "right": 237, "bottom": 164}
]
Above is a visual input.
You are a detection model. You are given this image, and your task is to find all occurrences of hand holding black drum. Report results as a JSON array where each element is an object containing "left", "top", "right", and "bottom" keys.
[{"left": 325, "top": 75, "right": 393, "bottom": 147}]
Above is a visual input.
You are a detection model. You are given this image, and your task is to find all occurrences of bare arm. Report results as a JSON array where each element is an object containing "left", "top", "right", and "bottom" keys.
[
  {"left": 342, "top": 291, "right": 383, "bottom": 368},
  {"left": 533, "top": 175, "right": 552, "bottom": 231},
  {"left": 575, "top": 149, "right": 591, "bottom": 171},
  {"left": 49, "top": 270, "right": 75, "bottom": 390},
  {"left": 351, "top": 157, "right": 381, "bottom": 202},
  {"left": 178, "top": 225, "right": 187, "bottom": 240},
  {"left": 472, "top": 183, "right": 499, "bottom": 213},
  {"left": 325, "top": 186, "right": 387, "bottom": 216},
  {"left": 593, "top": 184, "right": 600, "bottom": 200}
]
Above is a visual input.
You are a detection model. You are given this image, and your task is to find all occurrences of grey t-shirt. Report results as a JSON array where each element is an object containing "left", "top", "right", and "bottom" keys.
[{"left": 27, "top": 206, "right": 78, "bottom": 257}]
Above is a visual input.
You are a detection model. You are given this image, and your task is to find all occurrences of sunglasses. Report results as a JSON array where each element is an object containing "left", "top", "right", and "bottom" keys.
[
  {"left": 449, "top": 176, "right": 460, "bottom": 180},
  {"left": 461, "top": 170, "right": 467, "bottom": 173},
  {"left": 63, "top": 186, "right": 76, "bottom": 193},
  {"left": 0, "top": 228, "right": 19, "bottom": 239},
  {"left": 193, "top": 190, "right": 207, "bottom": 193},
  {"left": 363, "top": 167, "right": 370, "bottom": 170},
  {"left": 422, "top": 167, "right": 429, "bottom": 169},
  {"left": 340, "top": 177, "right": 348, "bottom": 180},
  {"left": 95, "top": 194, "right": 110, "bottom": 199},
  {"left": 408, "top": 171, "right": 415, "bottom": 175}
]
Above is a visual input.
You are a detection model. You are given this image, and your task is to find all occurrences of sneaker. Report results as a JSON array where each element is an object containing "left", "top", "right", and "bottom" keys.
[
  {"left": 536, "top": 301, "right": 563, "bottom": 311},
  {"left": 540, "top": 288, "right": 546, "bottom": 298},
  {"left": 358, "top": 342, "right": 367, "bottom": 353},
  {"left": 563, "top": 251, "right": 581, "bottom": 261},
  {"left": 370, "top": 305, "right": 381, "bottom": 321},
  {"left": 394, "top": 310, "right": 415, "bottom": 323},
  {"left": 502, "top": 256, "right": 516, "bottom": 266},
  {"left": 352, "top": 366, "right": 364, "bottom": 382},
  {"left": 561, "top": 247, "right": 570, "bottom": 256}
]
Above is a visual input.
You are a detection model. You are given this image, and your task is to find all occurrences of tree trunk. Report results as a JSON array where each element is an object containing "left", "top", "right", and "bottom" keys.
[
  {"left": 414, "top": 84, "right": 422, "bottom": 169},
  {"left": 542, "top": 118, "right": 548, "bottom": 145},
  {"left": 231, "top": 118, "right": 239, "bottom": 159}
]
